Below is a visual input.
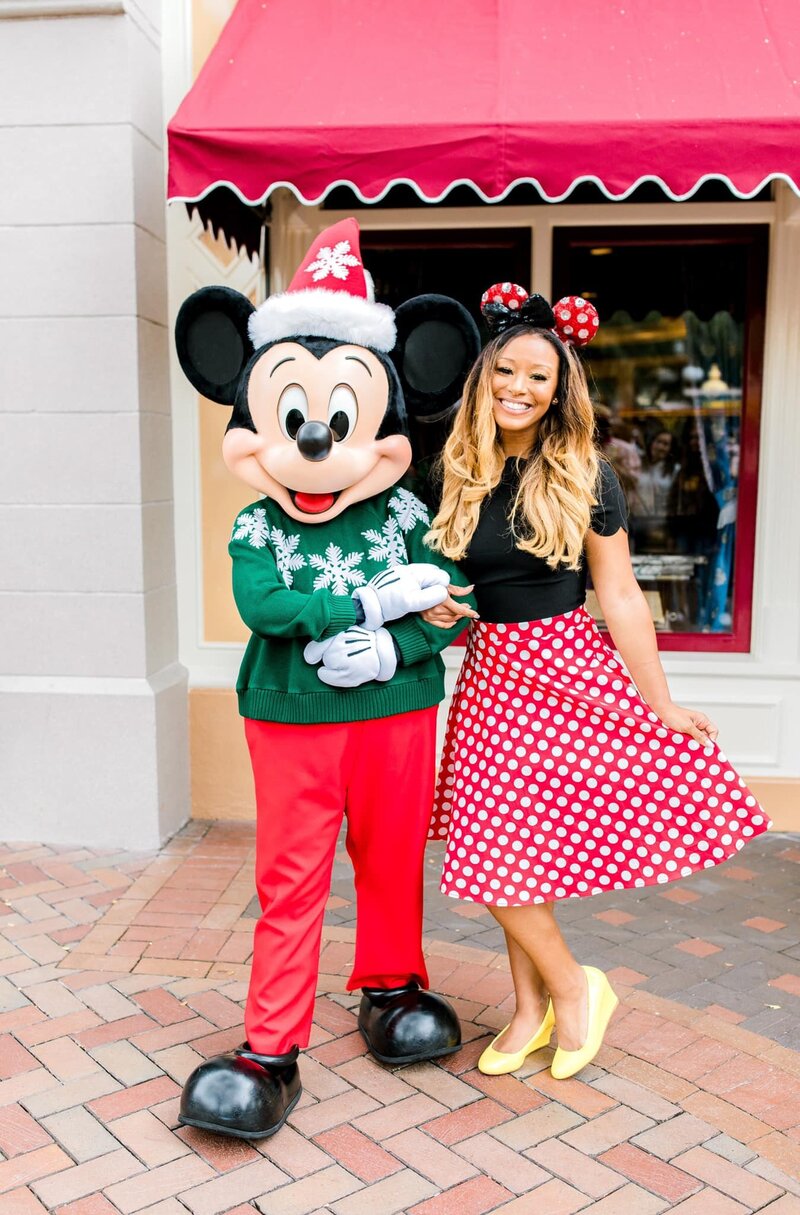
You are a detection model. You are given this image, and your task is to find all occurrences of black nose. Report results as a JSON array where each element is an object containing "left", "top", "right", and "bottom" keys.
[{"left": 296, "top": 421, "right": 333, "bottom": 462}]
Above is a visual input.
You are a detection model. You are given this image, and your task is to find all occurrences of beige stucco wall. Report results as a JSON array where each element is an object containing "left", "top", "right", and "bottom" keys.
[
  {"left": 187, "top": 687, "right": 800, "bottom": 829},
  {"left": 0, "top": 0, "right": 189, "bottom": 849}
]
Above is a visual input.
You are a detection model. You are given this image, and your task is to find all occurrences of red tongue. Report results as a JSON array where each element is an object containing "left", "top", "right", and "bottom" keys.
[{"left": 294, "top": 491, "right": 335, "bottom": 515}]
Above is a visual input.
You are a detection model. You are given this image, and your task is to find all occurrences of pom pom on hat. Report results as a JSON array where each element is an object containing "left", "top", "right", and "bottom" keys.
[{"left": 552, "top": 296, "right": 600, "bottom": 347}]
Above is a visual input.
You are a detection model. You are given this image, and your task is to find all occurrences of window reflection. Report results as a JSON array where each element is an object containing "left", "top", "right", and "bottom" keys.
[
  {"left": 553, "top": 228, "right": 765, "bottom": 643},
  {"left": 590, "top": 310, "right": 742, "bottom": 633}
]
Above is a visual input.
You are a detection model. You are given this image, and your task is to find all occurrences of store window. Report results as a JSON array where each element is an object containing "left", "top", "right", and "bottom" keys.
[
  {"left": 553, "top": 226, "right": 767, "bottom": 652},
  {"left": 361, "top": 226, "right": 530, "bottom": 317},
  {"left": 362, "top": 225, "right": 530, "bottom": 467}
]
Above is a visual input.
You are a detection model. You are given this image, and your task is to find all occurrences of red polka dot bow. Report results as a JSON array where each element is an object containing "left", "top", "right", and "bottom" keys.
[{"left": 480, "top": 283, "right": 600, "bottom": 347}]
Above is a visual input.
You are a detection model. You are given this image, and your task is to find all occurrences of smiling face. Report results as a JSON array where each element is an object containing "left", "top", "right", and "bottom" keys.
[
  {"left": 221, "top": 341, "right": 412, "bottom": 524},
  {"left": 649, "top": 431, "right": 673, "bottom": 463},
  {"left": 490, "top": 332, "right": 561, "bottom": 456}
]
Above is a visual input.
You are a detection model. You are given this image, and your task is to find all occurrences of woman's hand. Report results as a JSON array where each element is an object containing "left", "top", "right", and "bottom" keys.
[
  {"left": 421, "top": 584, "right": 480, "bottom": 629},
  {"left": 586, "top": 532, "right": 718, "bottom": 750},
  {"left": 652, "top": 701, "right": 719, "bottom": 746}
]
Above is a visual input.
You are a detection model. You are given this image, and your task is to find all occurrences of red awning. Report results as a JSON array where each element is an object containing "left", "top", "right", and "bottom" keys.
[{"left": 168, "top": 0, "right": 800, "bottom": 206}]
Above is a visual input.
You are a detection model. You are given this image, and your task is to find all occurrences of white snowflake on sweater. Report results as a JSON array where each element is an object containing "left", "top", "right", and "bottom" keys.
[
  {"left": 363, "top": 516, "right": 408, "bottom": 565},
  {"left": 305, "top": 239, "right": 361, "bottom": 283},
  {"left": 232, "top": 507, "right": 269, "bottom": 548},
  {"left": 388, "top": 487, "right": 430, "bottom": 533},
  {"left": 309, "top": 544, "right": 366, "bottom": 595},
  {"left": 269, "top": 527, "right": 306, "bottom": 588}
]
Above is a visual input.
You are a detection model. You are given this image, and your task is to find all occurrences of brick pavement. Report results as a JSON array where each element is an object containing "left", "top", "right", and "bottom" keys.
[
  {"left": 0, "top": 822, "right": 798, "bottom": 1213},
  {"left": 318, "top": 832, "right": 800, "bottom": 1049}
]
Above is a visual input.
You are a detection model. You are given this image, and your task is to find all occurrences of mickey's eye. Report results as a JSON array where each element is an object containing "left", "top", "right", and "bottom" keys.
[
  {"left": 328, "top": 384, "right": 358, "bottom": 442},
  {"left": 278, "top": 384, "right": 308, "bottom": 440}
]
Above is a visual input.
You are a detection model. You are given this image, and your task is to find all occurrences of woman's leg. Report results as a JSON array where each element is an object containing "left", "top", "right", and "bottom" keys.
[
  {"left": 490, "top": 903, "right": 589, "bottom": 1052},
  {"left": 492, "top": 929, "right": 549, "bottom": 1052}
]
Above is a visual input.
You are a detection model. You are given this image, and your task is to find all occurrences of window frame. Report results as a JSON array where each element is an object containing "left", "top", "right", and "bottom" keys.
[{"left": 553, "top": 223, "right": 768, "bottom": 653}]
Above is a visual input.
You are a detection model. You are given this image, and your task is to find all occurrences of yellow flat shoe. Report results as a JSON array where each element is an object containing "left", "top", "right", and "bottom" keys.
[
  {"left": 550, "top": 966, "right": 618, "bottom": 1080},
  {"left": 478, "top": 999, "right": 555, "bottom": 1075}
]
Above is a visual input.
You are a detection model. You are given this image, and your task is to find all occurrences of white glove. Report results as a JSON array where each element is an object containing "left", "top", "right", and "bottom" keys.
[
  {"left": 304, "top": 626, "right": 398, "bottom": 687},
  {"left": 352, "top": 563, "right": 450, "bottom": 629}
]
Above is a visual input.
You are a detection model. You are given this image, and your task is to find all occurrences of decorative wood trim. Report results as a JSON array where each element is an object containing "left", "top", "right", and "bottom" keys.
[
  {"left": 755, "top": 184, "right": 800, "bottom": 664},
  {"left": 0, "top": 1, "right": 124, "bottom": 18}
]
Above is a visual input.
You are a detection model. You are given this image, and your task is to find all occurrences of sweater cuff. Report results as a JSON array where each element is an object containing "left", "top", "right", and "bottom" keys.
[
  {"left": 320, "top": 595, "right": 359, "bottom": 640},
  {"left": 388, "top": 617, "right": 433, "bottom": 667}
]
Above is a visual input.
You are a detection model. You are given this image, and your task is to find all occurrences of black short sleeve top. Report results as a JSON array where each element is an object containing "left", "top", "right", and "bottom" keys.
[{"left": 458, "top": 458, "right": 628, "bottom": 623}]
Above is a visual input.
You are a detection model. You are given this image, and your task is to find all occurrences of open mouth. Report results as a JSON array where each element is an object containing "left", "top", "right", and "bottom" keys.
[
  {"left": 289, "top": 488, "right": 341, "bottom": 515},
  {"left": 497, "top": 398, "right": 533, "bottom": 414}
]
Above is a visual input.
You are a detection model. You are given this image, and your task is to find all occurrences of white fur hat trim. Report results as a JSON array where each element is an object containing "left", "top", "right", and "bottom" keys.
[{"left": 249, "top": 288, "right": 397, "bottom": 353}]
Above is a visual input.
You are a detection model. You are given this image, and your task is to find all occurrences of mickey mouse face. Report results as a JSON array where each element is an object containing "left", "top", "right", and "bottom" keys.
[
  {"left": 174, "top": 283, "right": 480, "bottom": 525},
  {"left": 222, "top": 341, "right": 412, "bottom": 524}
]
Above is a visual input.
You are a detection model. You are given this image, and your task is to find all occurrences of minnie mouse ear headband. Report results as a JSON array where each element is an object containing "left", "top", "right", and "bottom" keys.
[{"left": 480, "top": 283, "right": 600, "bottom": 347}]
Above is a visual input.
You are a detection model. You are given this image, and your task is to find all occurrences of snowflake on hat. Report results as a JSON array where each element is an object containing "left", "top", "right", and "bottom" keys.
[
  {"left": 306, "top": 239, "right": 361, "bottom": 283},
  {"left": 481, "top": 282, "right": 599, "bottom": 347}
]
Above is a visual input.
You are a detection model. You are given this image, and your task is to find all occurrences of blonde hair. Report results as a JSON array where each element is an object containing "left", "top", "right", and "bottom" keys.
[{"left": 426, "top": 327, "right": 599, "bottom": 571}]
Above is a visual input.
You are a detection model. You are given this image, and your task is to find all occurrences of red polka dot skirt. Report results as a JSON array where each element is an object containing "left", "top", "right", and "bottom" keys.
[{"left": 430, "top": 606, "right": 771, "bottom": 907}]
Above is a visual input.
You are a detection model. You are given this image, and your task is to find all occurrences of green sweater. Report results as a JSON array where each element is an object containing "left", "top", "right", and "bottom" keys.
[{"left": 229, "top": 486, "right": 474, "bottom": 724}]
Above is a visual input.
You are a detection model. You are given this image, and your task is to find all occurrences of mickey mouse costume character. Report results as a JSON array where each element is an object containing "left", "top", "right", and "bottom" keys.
[{"left": 173, "top": 219, "right": 479, "bottom": 1140}]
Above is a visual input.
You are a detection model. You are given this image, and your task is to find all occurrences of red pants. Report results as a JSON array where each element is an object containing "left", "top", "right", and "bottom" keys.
[{"left": 243, "top": 707, "right": 437, "bottom": 1055}]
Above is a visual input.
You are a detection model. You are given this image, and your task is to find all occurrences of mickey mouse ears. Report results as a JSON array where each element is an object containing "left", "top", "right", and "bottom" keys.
[{"left": 480, "top": 283, "right": 599, "bottom": 347}]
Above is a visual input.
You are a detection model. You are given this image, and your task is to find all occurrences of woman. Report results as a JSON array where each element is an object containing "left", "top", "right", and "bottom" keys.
[
  {"left": 423, "top": 285, "right": 769, "bottom": 1081},
  {"left": 629, "top": 428, "right": 680, "bottom": 553}
]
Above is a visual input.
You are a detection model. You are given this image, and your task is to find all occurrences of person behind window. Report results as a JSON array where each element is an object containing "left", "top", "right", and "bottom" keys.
[
  {"left": 668, "top": 418, "right": 721, "bottom": 624},
  {"left": 629, "top": 428, "right": 680, "bottom": 553},
  {"left": 595, "top": 407, "right": 642, "bottom": 503},
  {"left": 421, "top": 284, "right": 770, "bottom": 1083},
  {"left": 669, "top": 419, "right": 719, "bottom": 555}
]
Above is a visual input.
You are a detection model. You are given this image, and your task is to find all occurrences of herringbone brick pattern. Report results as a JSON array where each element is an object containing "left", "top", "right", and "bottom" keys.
[{"left": 0, "top": 823, "right": 798, "bottom": 1213}]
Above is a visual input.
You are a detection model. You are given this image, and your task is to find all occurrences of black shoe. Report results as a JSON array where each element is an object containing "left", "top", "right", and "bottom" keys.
[
  {"left": 178, "top": 1044, "right": 301, "bottom": 1140},
  {"left": 359, "top": 982, "right": 461, "bottom": 1065}
]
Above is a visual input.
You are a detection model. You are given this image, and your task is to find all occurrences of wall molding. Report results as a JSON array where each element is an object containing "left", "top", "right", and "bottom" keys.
[{"left": 0, "top": 1, "right": 124, "bottom": 18}]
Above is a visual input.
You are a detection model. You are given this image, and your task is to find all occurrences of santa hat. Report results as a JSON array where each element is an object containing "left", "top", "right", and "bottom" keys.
[{"left": 248, "top": 218, "right": 396, "bottom": 353}]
